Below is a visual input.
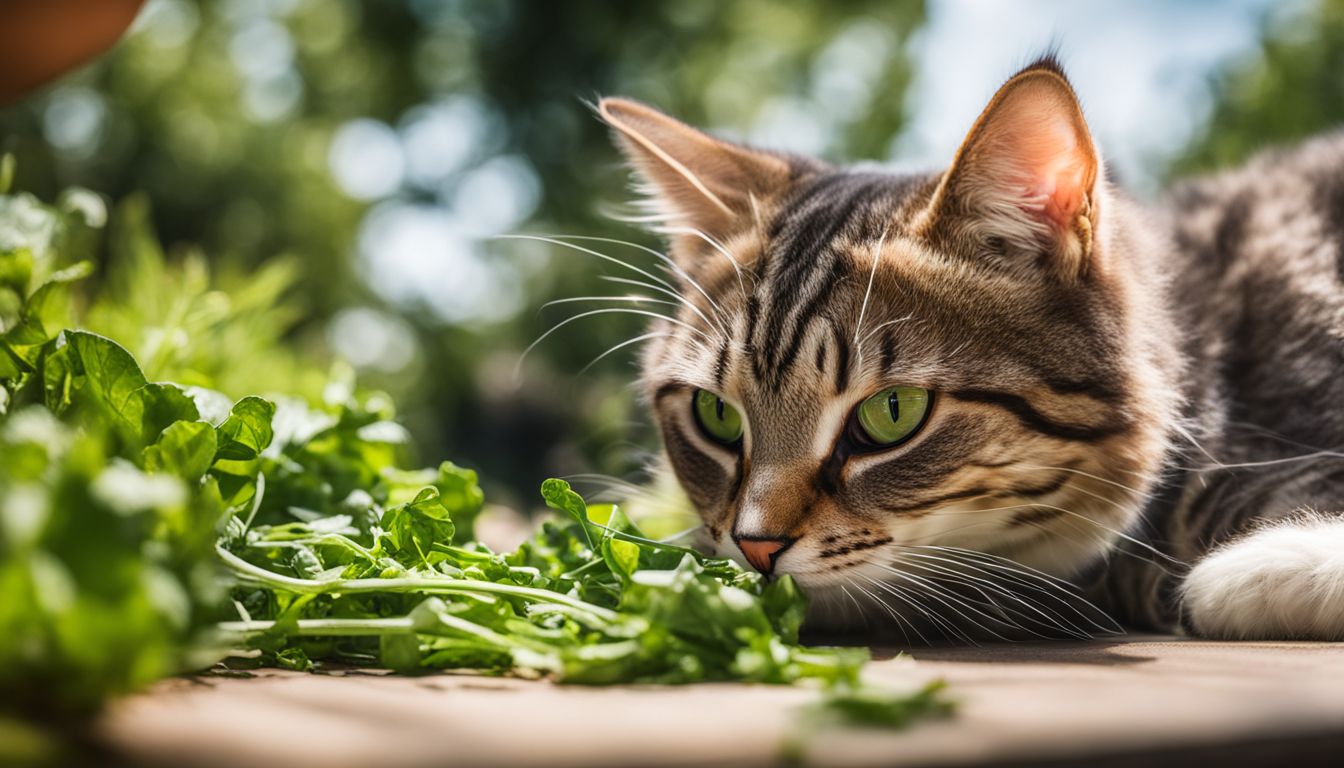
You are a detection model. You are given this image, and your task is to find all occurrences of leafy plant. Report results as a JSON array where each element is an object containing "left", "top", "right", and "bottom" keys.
[
  {"left": 0, "top": 165, "right": 329, "bottom": 726},
  {"left": 0, "top": 176, "right": 218, "bottom": 719}
]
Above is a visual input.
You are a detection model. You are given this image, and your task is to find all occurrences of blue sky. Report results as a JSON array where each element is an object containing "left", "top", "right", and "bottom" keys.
[{"left": 896, "top": 0, "right": 1298, "bottom": 194}]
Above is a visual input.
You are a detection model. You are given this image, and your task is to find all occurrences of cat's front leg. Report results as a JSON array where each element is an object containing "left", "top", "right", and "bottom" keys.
[{"left": 1180, "top": 512, "right": 1344, "bottom": 640}]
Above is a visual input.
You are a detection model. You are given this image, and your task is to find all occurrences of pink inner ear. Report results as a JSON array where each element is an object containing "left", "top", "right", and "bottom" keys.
[
  {"left": 1041, "top": 161, "right": 1088, "bottom": 230},
  {"left": 1015, "top": 114, "right": 1091, "bottom": 231}
]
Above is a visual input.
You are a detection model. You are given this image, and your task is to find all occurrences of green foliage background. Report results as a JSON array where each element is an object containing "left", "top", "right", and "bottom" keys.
[
  {"left": 1173, "top": 0, "right": 1344, "bottom": 176},
  {"left": 0, "top": 0, "right": 926, "bottom": 507}
]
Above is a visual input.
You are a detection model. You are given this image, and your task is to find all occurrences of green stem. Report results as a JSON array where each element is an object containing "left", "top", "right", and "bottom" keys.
[
  {"left": 430, "top": 610, "right": 531, "bottom": 651},
  {"left": 217, "top": 609, "right": 549, "bottom": 655},
  {"left": 216, "top": 544, "right": 621, "bottom": 621},
  {"left": 560, "top": 557, "right": 607, "bottom": 580},
  {"left": 241, "top": 471, "right": 265, "bottom": 532},
  {"left": 218, "top": 616, "right": 414, "bottom": 637}
]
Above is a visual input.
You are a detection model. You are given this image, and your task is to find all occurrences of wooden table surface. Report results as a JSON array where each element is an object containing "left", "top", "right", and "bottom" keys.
[{"left": 96, "top": 636, "right": 1344, "bottom": 767}]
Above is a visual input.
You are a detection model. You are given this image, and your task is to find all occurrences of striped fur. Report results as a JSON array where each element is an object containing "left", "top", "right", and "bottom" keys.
[{"left": 598, "top": 56, "right": 1344, "bottom": 641}]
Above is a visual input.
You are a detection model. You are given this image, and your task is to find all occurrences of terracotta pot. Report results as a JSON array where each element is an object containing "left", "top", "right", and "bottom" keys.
[{"left": 0, "top": 0, "right": 145, "bottom": 105}]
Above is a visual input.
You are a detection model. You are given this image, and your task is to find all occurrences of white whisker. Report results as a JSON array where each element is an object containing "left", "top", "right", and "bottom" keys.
[
  {"left": 597, "top": 275, "right": 726, "bottom": 339},
  {"left": 852, "top": 227, "right": 889, "bottom": 359},
  {"left": 866, "top": 575, "right": 977, "bottom": 645},
  {"left": 892, "top": 563, "right": 1089, "bottom": 640},
  {"left": 1011, "top": 502, "right": 1185, "bottom": 569},
  {"left": 493, "top": 233, "right": 677, "bottom": 294},
  {"left": 1188, "top": 450, "right": 1344, "bottom": 472},
  {"left": 895, "top": 549, "right": 1121, "bottom": 635},
  {"left": 849, "top": 578, "right": 921, "bottom": 645},
  {"left": 838, "top": 584, "right": 872, "bottom": 632},
  {"left": 889, "top": 555, "right": 1110, "bottom": 638},
  {"left": 577, "top": 332, "right": 675, "bottom": 375},
  {"left": 861, "top": 575, "right": 964, "bottom": 644},
  {"left": 545, "top": 234, "right": 734, "bottom": 337},
  {"left": 857, "top": 314, "right": 915, "bottom": 351},
  {"left": 654, "top": 225, "right": 749, "bottom": 299},
  {"left": 892, "top": 567, "right": 1027, "bottom": 641},
  {"left": 517, "top": 307, "right": 712, "bottom": 380},
  {"left": 541, "top": 295, "right": 682, "bottom": 312}
]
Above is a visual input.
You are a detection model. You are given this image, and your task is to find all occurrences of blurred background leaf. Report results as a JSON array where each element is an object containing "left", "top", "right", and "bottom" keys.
[{"left": 1172, "top": 0, "right": 1344, "bottom": 175}]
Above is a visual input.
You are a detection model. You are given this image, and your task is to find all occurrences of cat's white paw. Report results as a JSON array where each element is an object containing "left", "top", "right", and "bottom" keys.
[{"left": 1181, "top": 514, "right": 1344, "bottom": 640}]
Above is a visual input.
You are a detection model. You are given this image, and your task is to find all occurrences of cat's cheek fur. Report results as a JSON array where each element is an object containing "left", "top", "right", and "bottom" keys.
[{"left": 1180, "top": 514, "right": 1344, "bottom": 640}]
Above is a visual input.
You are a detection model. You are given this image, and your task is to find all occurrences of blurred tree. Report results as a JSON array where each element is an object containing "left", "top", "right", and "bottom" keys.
[
  {"left": 0, "top": 0, "right": 926, "bottom": 506},
  {"left": 1172, "top": 0, "right": 1344, "bottom": 176}
]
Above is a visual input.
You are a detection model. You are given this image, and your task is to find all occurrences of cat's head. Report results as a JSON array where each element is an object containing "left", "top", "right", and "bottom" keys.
[{"left": 601, "top": 58, "right": 1180, "bottom": 602}]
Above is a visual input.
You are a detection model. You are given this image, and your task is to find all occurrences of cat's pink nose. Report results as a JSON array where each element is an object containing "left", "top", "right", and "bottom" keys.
[{"left": 734, "top": 535, "right": 796, "bottom": 576}]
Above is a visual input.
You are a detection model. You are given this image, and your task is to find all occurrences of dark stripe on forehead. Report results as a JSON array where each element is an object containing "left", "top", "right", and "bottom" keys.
[
  {"left": 754, "top": 172, "right": 896, "bottom": 389},
  {"left": 878, "top": 331, "right": 898, "bottom": 373},
  {"left": 744, "top": 294, "right": 763, "bottom": 381},
  {"left": 830, "top": 320, "right": 851, "bottom": 394},
  {"left": 712, "top": 337, "right": 731, "bottom": 390},
  {"left": 756, "top": 177, "right": 857, "bottom": 376},
  {"left": 950, "top": 389, "right": 1129, "bottom": 442},
  {"left": 767, "top": 267, "right": 843, "bottom": 389},
  {"left": 764, "top": 172, "right": 861, "bottom": 254}
]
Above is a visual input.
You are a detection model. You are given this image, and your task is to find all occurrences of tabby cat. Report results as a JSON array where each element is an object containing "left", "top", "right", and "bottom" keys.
[{"left": 593, "top": 55, "right": 1344, "bottom": 642}]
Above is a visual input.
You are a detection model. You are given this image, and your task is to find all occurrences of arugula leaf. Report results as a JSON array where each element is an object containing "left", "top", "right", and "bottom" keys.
[
  {"left": 214, "top": 396, "right": 276, "bottom": 460},
  {"left": 540, "top": 477, "right": 607, "bottom": 552},
  {"left": 809, "top": 680, "right": 955, "bottom": 728},
  {"left": 139, "top": 383, "right": 202, "bottom": 444},
  {"left": 65, "top": 331, "right": 149, "bottom": 438},
  {"left": 379, "top": 487, "right": 456, "bottom": 566},
  {"left": 761, "top": 575, "right": 808, "bottom": 644},
  {"left": 433, "top": 462, "right": 484, "bottom": 544},
  {"left": 602, "top": 533, "right": 641, "bottom": 582},
  {"left": 1, "top": 261, "right": 93, "bottom": 370},
  {"left": 144, "top": 420, "right": 217, "bottom": 480},
  {"left": 39, "top": 342, "right": 75, "bottom": 414}
]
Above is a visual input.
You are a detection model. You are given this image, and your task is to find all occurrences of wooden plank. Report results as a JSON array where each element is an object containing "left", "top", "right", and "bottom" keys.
[{"left": 96, "top": 636, "right": 1344, "bottom": 767}]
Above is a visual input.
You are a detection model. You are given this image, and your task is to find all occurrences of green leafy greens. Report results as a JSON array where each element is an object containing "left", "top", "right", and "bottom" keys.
[
  {"left": 0, "top": 169, "right": 949, "bottom": 744},
  {"left": 215, "top": 475, "right": 864, "bottom": 686}
]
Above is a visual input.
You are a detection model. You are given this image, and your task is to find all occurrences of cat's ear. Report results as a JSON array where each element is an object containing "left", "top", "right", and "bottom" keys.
[
  {"left": 920, "top": 58, "right": 1102, "bottom": 278},
  {"left": 598, "top": 97, "right": 793, "bottom": 241}
]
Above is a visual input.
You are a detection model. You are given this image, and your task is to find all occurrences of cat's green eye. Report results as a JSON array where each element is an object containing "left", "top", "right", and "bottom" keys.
[
  {"left": 854, "top": 386, "right": 931, "bottom": 448},
  {"left": 692, "top": 389, "right": 743, "bottom": 445}
]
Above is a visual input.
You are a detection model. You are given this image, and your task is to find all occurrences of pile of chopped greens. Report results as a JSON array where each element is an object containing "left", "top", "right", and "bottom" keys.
[
  {"left": 0, "top": 163, "right": 948, "bottom": 749},
  {"left": 216, "top": 474, "right": 864, "bottom": 685}
]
